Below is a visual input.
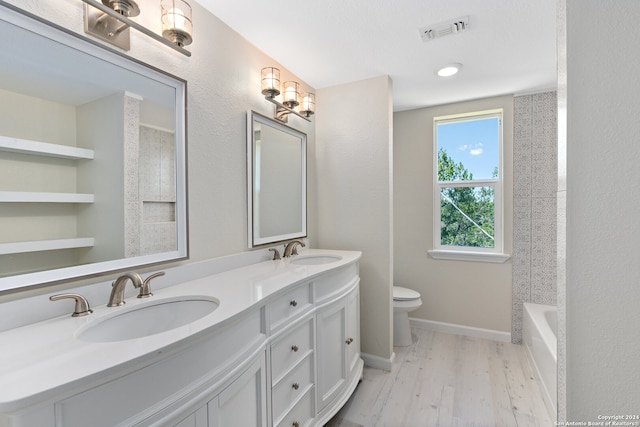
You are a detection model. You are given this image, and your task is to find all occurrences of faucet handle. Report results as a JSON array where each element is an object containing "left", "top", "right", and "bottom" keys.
[
  {"left": 269, "top": 248, "right": 281, "bottom": 260},
  {"left": 138, "top": 271, "right": 165, "bottom": 299},
  {"left": 291, "top": 241, "right": 305, "bottom": 256},
  {"left": 50, "top": 293, "right": 93, "bottom": 317}
]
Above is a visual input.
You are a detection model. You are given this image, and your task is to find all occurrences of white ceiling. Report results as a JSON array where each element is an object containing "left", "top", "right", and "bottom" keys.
[{"left": 196, "top": 0, "right": 557, "bottom": 112}]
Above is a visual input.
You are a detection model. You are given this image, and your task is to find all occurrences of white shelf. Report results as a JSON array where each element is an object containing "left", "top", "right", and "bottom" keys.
[
  {"left": 0, "top": 238, "right": 95, "bottom": 255},
  {"left": 0, "top": 192, "right": 94, "bottom": 203},
  {"left": 0, "top": 135, "right": 94, "bottom": 160}
]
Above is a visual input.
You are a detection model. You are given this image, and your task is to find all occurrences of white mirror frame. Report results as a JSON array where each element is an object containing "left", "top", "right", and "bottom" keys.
[
  {"left": 0, "top": 3, "right": 188, "bottom": 293},
  {"left": 247, "top": 111, "right": 307, "bottom": 247}
]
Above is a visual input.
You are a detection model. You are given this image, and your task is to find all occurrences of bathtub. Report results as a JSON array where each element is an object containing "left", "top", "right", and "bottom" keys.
[{"left": 522, "top": 303, "right": 557, "bottom": 420}]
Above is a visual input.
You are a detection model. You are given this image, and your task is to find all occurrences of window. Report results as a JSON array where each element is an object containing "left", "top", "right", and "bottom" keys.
[{"left": 430, "top": 110, "right": 508, "bottom": 262}]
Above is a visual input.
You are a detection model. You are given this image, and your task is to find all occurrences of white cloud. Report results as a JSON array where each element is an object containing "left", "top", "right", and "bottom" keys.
[{"left": 459, "top": 142, "right": 484, "bottom": 155}]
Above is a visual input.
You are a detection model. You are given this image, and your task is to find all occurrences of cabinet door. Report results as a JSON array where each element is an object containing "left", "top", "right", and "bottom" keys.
[
  {"left": 316, "top": 299, "right": 347, "bottom": 411},
  {"left": 209, "top": 354, "right": 267, "bottom": 427},
  {"left": 345, "top": 285, "right": 361, "bottom": 377},
  {"left": 173, "top": 406, "right": 207, "bottom": 427}
]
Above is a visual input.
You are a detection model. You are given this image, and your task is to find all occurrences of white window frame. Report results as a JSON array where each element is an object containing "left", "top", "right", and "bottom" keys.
[{"left": 428, "top": 109, "right": 509, "bottom": 263}]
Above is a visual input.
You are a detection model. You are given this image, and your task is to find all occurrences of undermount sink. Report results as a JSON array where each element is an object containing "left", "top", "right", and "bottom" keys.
[
  {"left": 77, "top": 297, "right": 219, "bottom": 342},
  {"left": 290, "top": 255, "right": 342, "bottom": 265}
]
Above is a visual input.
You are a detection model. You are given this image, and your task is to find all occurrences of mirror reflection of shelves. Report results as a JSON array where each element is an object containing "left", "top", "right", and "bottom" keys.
[
  {"left": 0, "top": 135, "right": 96, "bottom": 258},
  {"left": 0, "top": 4, "right": 188, "bottom": 291},
  {"left": 0, "top": 135, "right": 94, "bottom": 160},
  {"left": 0, "top": 238, "right": 95, "bottom": 255}
]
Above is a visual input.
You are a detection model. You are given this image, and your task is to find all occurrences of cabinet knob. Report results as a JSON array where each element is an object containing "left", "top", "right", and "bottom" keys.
[
  {"left": 290, "top": 299, "right": 298, "bottom": 307},
  {"left": 291, "top": 344, "right": 299, "bottom": 352},
  {"left": 345, "top": 337, "right": 354, "bottom": 345},
  {"left": 292, "top": 382, "right": 300, "bottom": 390},
  {"left": 292, "top": 422, "right": 300, "bottom": 427}
]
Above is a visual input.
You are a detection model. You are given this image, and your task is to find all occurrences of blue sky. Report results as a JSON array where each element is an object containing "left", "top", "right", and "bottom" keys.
[{"left": 437, "top": 117, "right": 500, "bottom": 180}]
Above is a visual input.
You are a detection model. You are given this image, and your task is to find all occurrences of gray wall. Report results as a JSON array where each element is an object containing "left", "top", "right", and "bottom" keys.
[{"left": 394, "top": 95, "right": 514, "bottom": 334}]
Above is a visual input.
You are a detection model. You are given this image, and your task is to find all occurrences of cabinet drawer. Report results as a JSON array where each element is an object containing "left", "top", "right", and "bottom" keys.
[
  {"left": 268, "top": 283, "right": 312, "bottom": 332},
  {"left": 272, "top": 353, "right": 314, "bottom": 422},
  {"left": 270, "top": 318, "right": 314, "bottom": 382},
  {"left": 275, "top": 387, "right": 314, "bottom": 427}
]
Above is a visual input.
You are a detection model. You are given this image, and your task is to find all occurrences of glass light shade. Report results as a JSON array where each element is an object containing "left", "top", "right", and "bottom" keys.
[
  {"left": 300, "top": 92, "right": 315, "bottom": 117},
  {"left": 282, "top": 81, "right": 300, "bottom": 108},
  {"left": 102, "top": 0, "right": 140, "bottom": 17},
  {"left": 161, "top": 0, "right": 193, "bottom": 47},
  {"left": 261, "top": 67, "right": 281, "bottom": 97}
]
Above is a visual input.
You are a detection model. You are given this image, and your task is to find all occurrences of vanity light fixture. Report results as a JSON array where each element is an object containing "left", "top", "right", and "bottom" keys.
[
  {"left": 82, "top": 0, "right": 192, "bottom": 56},
  {"left": 300, "top": 93, "right": 315, "bottom": 117},
  {"left": 436, "top": 63, "right": 462, "bottom": 77},
  {"left": 161, "top": 0, "right": 193, "bottom": 47},
  {"left": 282, "top": 81, "right": 300, "bottom": 109},
  {"left": 260, "top": 67, "right": 314, "bottom": 123}
]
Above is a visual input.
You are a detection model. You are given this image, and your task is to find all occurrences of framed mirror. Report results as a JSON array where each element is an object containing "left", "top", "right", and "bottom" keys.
[
  {"left": 0, "top": 4, "right": 188, "bottom": 293},
  {"left": 247, "top": 111, "right": 306, "bottom": 247}
]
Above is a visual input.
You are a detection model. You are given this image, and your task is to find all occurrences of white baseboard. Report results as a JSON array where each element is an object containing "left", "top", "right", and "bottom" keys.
[
  {"left": 361, "top": 351, "right": 395, "bottom": 371},
  {"left": 409, "top": 317, "right": 511, "bottom": 343}
]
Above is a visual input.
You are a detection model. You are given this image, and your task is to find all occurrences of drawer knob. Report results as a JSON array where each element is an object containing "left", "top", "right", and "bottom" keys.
[
  {"left": 345, "top": 337, "right": 354, "bottom": 345},
  {"left": 290, "top": 299, "right": 298, "bottom": 307},
  {"left": 293, "top": 422, "right": 300, "bottom": 427},
  {"left": 292, "top": 382, "right": 300, "bottom": 390},
  {"left": 291, "top": 344, "right": 299, "bottom": 352}
]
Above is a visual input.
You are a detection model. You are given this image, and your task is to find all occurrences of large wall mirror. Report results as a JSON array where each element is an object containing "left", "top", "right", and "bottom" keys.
[
  {"left": 247, "top": 111, "right": 306, "bottom": 247},
  {"left": 0, "top": 4, "right": 188, "bottom": 293}
]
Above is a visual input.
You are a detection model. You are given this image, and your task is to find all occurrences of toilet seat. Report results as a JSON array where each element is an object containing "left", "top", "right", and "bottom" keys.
[{"left": 393, "top": 286, "right": 420, "bottom": 301}]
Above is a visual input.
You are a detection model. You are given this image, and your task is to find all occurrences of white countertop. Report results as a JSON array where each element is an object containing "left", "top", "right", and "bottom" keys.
[{"left": 0, "top": 249, "right": 361, "bottom": 412}]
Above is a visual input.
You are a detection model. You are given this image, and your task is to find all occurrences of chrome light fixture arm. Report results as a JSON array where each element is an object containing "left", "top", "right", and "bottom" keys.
[
  {"left": 264, "top": 94, "right": 312, "bottom": 123},
  {"left": 82, "top": 0, "right": 192, "bottom": 57}
]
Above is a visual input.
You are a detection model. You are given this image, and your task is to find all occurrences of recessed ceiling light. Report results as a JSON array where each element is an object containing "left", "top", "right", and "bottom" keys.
[{"left": 436, "top": 63, "right": 463, "bottom": 77}]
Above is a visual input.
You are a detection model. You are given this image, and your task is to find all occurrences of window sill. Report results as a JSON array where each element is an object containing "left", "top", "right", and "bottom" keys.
[{"left": 428, "top": 250, "right": 511, "bottom": 264}]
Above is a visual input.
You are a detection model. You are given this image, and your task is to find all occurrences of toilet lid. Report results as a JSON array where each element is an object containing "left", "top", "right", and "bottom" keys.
[{"left": 393, "top": 286, "right": 421, "bottom": 301}]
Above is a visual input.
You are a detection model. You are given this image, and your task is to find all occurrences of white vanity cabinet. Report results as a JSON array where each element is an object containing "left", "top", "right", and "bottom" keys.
[
  {"left": 316, "top": 283, "right": 361, "bottom": 416},
  {"left": 270, "top": 317, "right": 315, "bottom": 427},
  {"left": 0, "top": 250, "right": 362, "bottom": 427},
  {"left": 172, "top": 353, "right": 267, "bottom": 427},
  {"left": 208, "top": 354, "right": 268, "bottom": 427}
]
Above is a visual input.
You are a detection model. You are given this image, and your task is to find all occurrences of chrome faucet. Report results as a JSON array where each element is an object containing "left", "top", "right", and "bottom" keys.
[
  {"left": 107, "top": 272, "right": 143, "bottom": 307},
  {"left": 283, "top": 240, "right": 305, "bottom": 257},
  {"left": 49, "top": 293, "right": 93, "bottom": 317},
  {"left": 138, "top": 271, "right": 165, "bottom": 299}
]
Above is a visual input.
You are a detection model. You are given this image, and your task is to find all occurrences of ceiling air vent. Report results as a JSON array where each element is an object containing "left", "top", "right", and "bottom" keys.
[{"left": 419, "top": 16, "right": 469, "bottom": 42}]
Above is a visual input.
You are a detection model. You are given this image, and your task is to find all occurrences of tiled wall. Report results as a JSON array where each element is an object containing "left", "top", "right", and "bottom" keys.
[
  {"left": 512, "top": 91, "right": 558, "bottom": 343},
  {"left": 124, "top": 94, "right": 141, "bottom": 258},
  {"left": 139, "top": 125, "right": 177, "bottom": 255}
]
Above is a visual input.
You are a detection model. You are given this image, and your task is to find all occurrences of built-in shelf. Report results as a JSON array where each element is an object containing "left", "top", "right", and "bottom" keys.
[
  {"left": 0, "top": 238, "right": 95, "bottom": 255},
  {"left": 0, "top": 192, "right": 94, "bottom": 203},
  {"left": 0, "top": 135, "right": 94, "bottom": 160}
]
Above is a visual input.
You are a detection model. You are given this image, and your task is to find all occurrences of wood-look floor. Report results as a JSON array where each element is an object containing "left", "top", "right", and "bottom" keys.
[{"left": 325, "top": 327, "right": 554, "bottom": 427}]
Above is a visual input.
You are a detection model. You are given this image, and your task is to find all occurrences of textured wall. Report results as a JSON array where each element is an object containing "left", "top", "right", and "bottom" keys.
[
  {"left": 0, "top": 0, "right": 315, "bottom": 298},
  {"left": 512, "top": 91, "right": 558, "bottom": 344},
  {"left": 316, "top": 76, "right": 394, "bottom": 361},
  {"left": 563, "top": 0, "right": 640, "bottom": 419}
]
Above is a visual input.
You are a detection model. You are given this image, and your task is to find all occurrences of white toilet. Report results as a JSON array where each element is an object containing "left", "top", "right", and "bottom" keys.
[{"left": 393, "top": 286, "right": 422, "bottom": 347}]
